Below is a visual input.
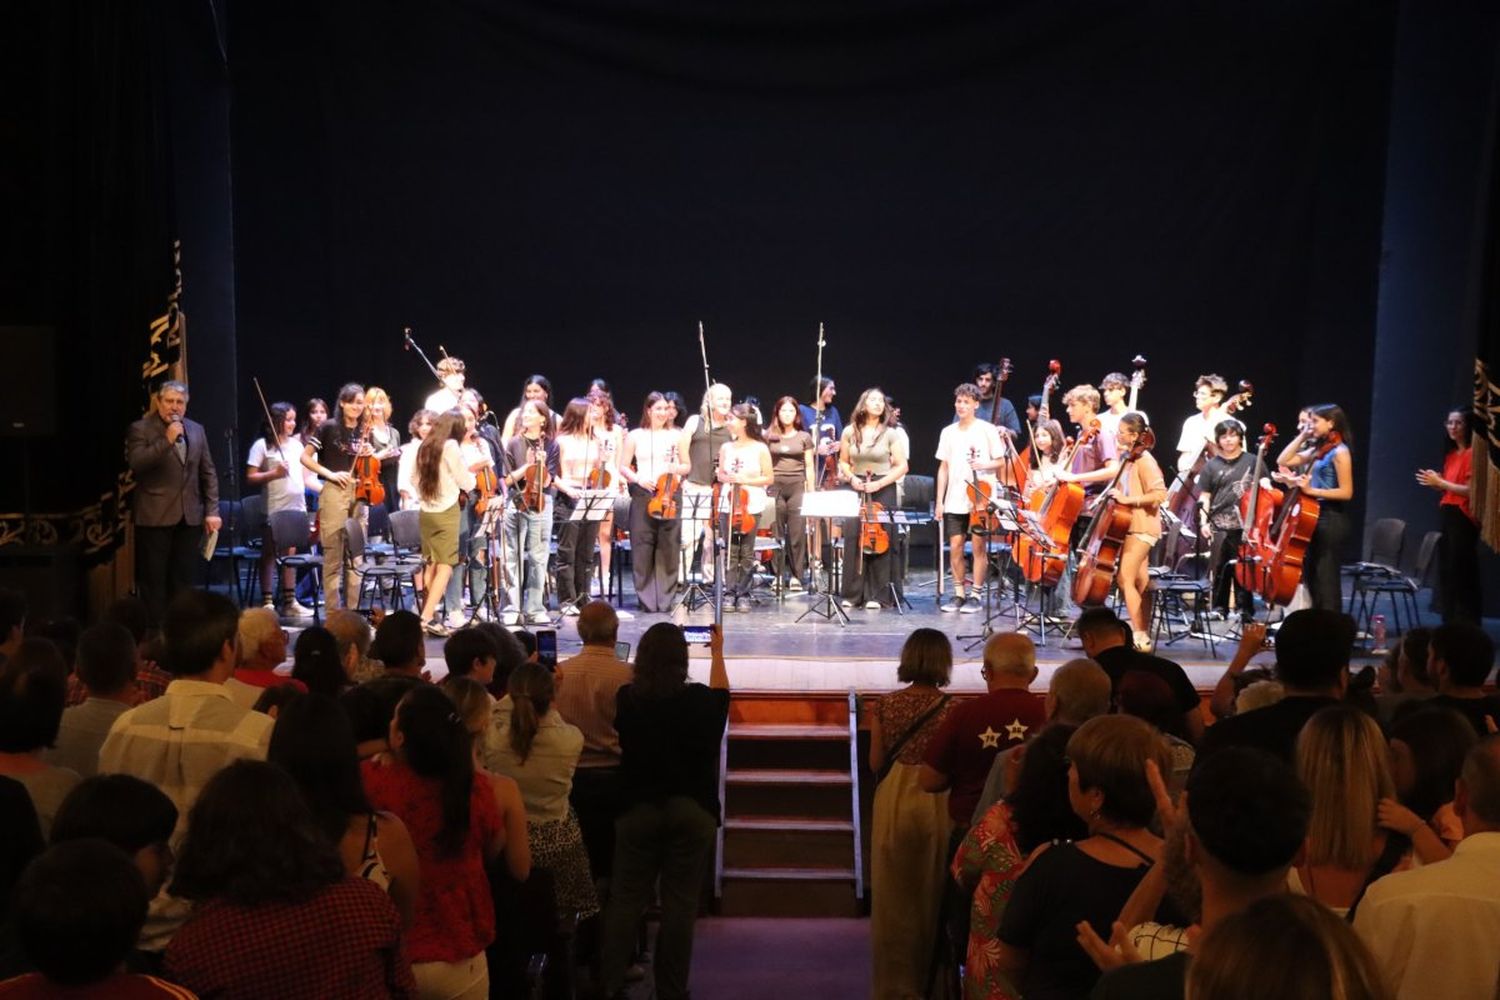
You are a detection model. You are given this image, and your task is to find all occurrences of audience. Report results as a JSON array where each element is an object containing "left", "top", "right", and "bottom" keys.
[
  {"left": 0, "top": 840, "right": 191, "bottom": 999},
  {"left": 598, "top": 622, "right": 730, "bottom": 1000},
  {"left": 869, "top": 628, "right": 957, "bottom": 999},
  {"left": 1114, "top": 671, "right": 1196, "bottom": 789},
  {"left": 0, "top": 589, "right": 27, "bottom": 664},
  {"left": 370, "top": 611, "right": 429, "bottom": 681},
  {"left": 291, "top": 626, "right": 347, "bottom": 698},
  {"left": 441, "top": 674, "right": 493, "bottom": 746},
  {"left": 1292, "top": 704, "right": 1409, "bottom": 917},
  {"left": 34, "top": 618, "right": 82, "bottom": 706},
  {"left": 102, "top": 596, "right": 171, "bottom": 702},
  {"left": 1074, "top": 609, "right": 1203, "bottom": 744},
  {"left": 1089, "top": 747, "right": 1310, "bottom": 999},
  {"left": 484, "top": 662, "right": 598, "bottom": 922},
  {"left": 1197, "top": 608, "right": 1355, "bottom": 765},
  {"left": 267, "top": 694, "right": 420, "bottom": 927},
  {"left": 223, "top": 607, "right": 301, "bottom": 709},
  {"left": 50, "top": 774, "right": 179, "bottom": 898},
  {"left": 164, "top": 760, "right": 415, "bottom": 999},
  {"left": 553, "top": 600, "right": 634, "bottom": 880},
  {"left": 1190, "top": 895, "right": 1390, "bottom": 1000},
  {"left": 1353, "top": 735, "right": 1500, "bottom": 999},
  {"left": 952, "top": 723, "right": 1084, "bottom": 1000},
  {"left": 973, "top": 658, "right": 1111, "bottom": 819},
  {"left": 995, "top": 715, "right": 1173, "bottom": 1000},
  {"left": 1375, "top": 628, "right": 1434, "bottom": 725},
  {"left": 1378, "top": 707, "right": 1477, "bottom": 863},
  {"left": 46, "top": 624, "right": 139, "bottom": 778},
  {"left": 324, "top": 609, "right": 378, "bottom": 685},
  {"left": 0, "top": 639, "right": 80, "bottom": 836},
  {"left": 1426, "top": 623, "right": 1500, "bottom": 736},
  {"left": 473, "top": 622, "right": 528, "bottom": 698},
  {"left": 443, "top": 627, "right": 498, "bottom": 689},
  {"left": 362, "top": 685, "right": 525, "bottom": 998}
]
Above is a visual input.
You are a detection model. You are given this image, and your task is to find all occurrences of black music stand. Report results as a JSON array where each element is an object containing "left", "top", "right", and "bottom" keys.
[
  {"left": 561, "top": 490, "right": 615, "bottom": 616},
  {"left": 795, "top": 489, "right": 857, "bottom": 626},
  {"left": 677, "top": 491, "right": 715, "bottom": 612},
  {"left": 959, "top": 492, "right": 1022, "bottom": 649}
]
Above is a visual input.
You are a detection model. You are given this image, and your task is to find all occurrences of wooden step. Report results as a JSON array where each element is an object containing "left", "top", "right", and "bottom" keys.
[
  {"left": 721, "top": 865, "right": 857, "bottom": 882},
  {"left": 728, "top": 723, "right": 848, "bottom": 741},
  {"left": 723, "top": 817, "right": 854, "bottom": 833},
  {"left": 722, "top": 818, "right": 856, "bottom": 868},
  {"left": 718, "top": 865, "right": 863, "bottom": 917},
  {"left": 724, "top": 768, "right": 851, "bottom": 786}
]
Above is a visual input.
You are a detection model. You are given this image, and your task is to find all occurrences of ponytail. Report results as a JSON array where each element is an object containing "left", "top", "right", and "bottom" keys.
[
  {"left": 507, "top": 662, "right": 555, "bottom": 765},
  {"left": 394, "top": 686, "right": 473, "bottom": 856}
]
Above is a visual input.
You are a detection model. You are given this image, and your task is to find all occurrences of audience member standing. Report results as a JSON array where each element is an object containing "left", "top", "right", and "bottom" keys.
[
  {"left": 553, "top": 601, "right": 634, "bottom": 880},
  {"left": 598, "top": 623, "right": 730, "bottom": 1000},
  {"left": 126, "top": 381, "right": 222, "bottom": 625},
  {"left": 1354, "top": 736, "right": 1500, "bottom": 999},
  {"left": 0, "top": 640, "right": 80, "bottom": 837},
  {"left": 869, "top": 628, "right": 957, "bottom": 1000},
  {"left": 1426, "top": 623, "right": 1500, "bottom": 736},
  {"left": 165, "top": 761, "right": 415, "bottom": 999},
  {"left": 1074, "top": 609, "right": 1203, "bottom": 744}
]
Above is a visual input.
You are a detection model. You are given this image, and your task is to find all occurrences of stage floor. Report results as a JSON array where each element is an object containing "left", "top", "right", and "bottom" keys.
[{"left": 413, "top": 569, "right": 1311, "bottom": 694}]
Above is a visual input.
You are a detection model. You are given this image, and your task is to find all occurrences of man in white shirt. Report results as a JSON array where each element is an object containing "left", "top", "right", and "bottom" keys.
[
  {"left": 1174, "top": 374, "right": 1229, "bottom": 473},
  {"left": 934, "top": 383, "right": 1005, "bottom": 613},
  {"left": 1353, "top": 736, "right": 1500, "bottom": 999},
  {"left": 423, "top": 355, "right": 467, "bottom": 414}
]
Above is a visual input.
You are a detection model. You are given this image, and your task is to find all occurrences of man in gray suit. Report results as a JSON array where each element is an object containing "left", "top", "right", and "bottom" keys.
[{"left": 127, "top": 380, "right": 222, "bottom": 623}]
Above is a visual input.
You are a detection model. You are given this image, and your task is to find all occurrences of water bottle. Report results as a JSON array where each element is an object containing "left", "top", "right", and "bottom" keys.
[{"left": 1372, "top": 614, "right": 1387, "bottom": 653}]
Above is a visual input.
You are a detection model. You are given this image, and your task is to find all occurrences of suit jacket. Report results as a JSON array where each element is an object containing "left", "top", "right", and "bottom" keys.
[{"left": 127, "top": 414, "right": 220, "bottom": 527}]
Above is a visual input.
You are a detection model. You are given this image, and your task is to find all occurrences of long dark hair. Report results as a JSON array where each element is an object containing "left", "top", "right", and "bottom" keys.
[
  {"left": 1035, "top": 419, "right": 1065, "bottom": 461},
  {"left": 267, "top": 694, "right": 373, "bottom": 845},
  {"left": 632, "top": 623, "right": 690, "bottom": 700},
  {"left": 1445, "top": 407, "right": 1472, "bottom": 455},
  {"left": 416, "top": 410, "right": 466, "bottom": 503},
  {"left": 291, "top": 627, "right": 346, "bottom": 699},
  {"left": 850, "top": 387, "right": 894, "bottom": 430},
  {"left": 558, "top": 397, "right": 592, "bottom": 437},
  {"left": 300, "top": 397, "right": 328, "bottom": 438},
  {"left": 768, "top": 395, "right": 805, "bottom": 435},
  {"left": 638, "top": 391, "right": 670, "bottom": 430},
  {"left": 517, "top": 399, "right": 554, "bottom": 444},
  {"left": 170, "top": 760, "right": 345, "bottom": 905},
  {"left": 1390, "top": 707, "right": 1478, "bottom": 821},
  {"left": 1308, "top": 403, "right": 1353, "bottom": 447},
  {"left": 729, "top": 403, "right": 765, "bottom": 443},
  {"left": 335, "top": 382, "right": 367, "bottom": 434},
  {"left": 394, "top": 685, "right": 474, "bottom": 856},
  {"left": 1007, "top": 723, "right": 1087, "bottom": 853},
  {"left": 518, "top": 374, "right": 552, "bottom": 410},
  {"left": 507, "top": 662, "right": 555, "bottom": 765},
  {"left": 263, "top": 401, "right": 296, "bottom": 448},
  {"left": 663, "top": 391, "right": 687, "bottom": 427}
]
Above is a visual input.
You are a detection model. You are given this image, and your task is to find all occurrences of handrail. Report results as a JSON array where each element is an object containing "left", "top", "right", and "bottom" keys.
[
  {"left": 714, "top": 708, "right": 729, "bottom": 899},
  {"left": 847, "top": 688, "right": 865, "bottom": 901}
]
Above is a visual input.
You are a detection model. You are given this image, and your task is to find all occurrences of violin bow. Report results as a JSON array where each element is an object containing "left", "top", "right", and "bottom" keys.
[
  {"left": 251, "top": 376, "right": 297, "bottom": 488},
  {"left": 697, "top": 320, "right": 712, "bottom": 396}
]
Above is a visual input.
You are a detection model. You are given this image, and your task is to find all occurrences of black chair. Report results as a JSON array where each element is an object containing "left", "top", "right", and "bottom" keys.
[
  {"left": 1351, "top": 527, "right": 1437, "bottom": 643},
  {"left": 269, "top": 510, "right": 323, "bottom": 623},
  {"left": 1148, "top": 519, "right": 1217, "bottom": 655},
  {"left": 358, "top": 508, "right": 424, "bottom": 611},
  {"left": 234, "top": 494, "right": 268, "bottom": 605}
]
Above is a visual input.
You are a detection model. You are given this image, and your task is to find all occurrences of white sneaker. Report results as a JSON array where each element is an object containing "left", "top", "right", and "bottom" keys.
[
  {"left": 940, "top": 595, "right": 963, "bottom": 612},
  {"left": 1133, "top": 630, "right": 1155, "bottom": 652},
  {"left": 444, "top": 613, "right": 467, "bottom": 630},
  {"left": 501, "top": 611, "right": 521, "bottom": 626},
  {"left": 561, "top": 604, "right": 581, "bottom": 618},
  {"left": 281, "top": 600, "right": 314, "bottom": 618},
  {"left": 527, "top": 611, "right": 552, "bottom": 625},
  {"left": 615, "top": 609, "right": 635, "bottom": 621}
]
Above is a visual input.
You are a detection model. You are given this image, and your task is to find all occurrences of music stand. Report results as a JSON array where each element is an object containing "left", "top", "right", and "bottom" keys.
[
  {"left": 959, "top": 492, "right": 1023, "bottom": 648},
  {"left": 562, "top": 490, "right": 616, "bottom": 615},
  {"left": 796, "top": 490, "right": 859, "bottom": 626},
  {"left": 467, "top": 498, "right": 508, "bottom": 626},
  {"left": 1009, "top": 508, "right": 1072, "bottom": 645},
  {"left": 677, "top": 491, "right": 715, "bottom": 612}
]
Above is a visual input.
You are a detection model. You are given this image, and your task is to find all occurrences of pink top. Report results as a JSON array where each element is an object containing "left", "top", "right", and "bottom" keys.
[{"left": 362, "top": 756, "right": 500, "bottom": 962}]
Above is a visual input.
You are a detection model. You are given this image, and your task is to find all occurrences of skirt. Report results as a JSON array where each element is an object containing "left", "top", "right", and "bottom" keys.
[
  {"left": 871, "top": 760, "right": 954, "bottom": 999},
  {"left": 530, "top": 809, "right": 600, "bottom": 920},
  {"left": 419, "top": 503, "right": 461, "bottom": 565}
]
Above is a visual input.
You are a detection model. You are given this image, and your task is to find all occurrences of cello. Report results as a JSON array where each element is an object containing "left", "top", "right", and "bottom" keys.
[
  {"left": 1072, "top": 426, "right": 1157, "bottom": 607},
  {"left": 1233, "top": 424, "right": 1284, "bottom": 601},
  {"left": 1014, "top": 417, "right": 1099, "bottom": 588},
  {"left": 1253, "top": 430, "right": 1339, "bottom": 608}
]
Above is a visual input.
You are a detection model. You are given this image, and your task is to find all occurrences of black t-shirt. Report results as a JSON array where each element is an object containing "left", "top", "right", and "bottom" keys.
[
  {"left": 1091, "top": 950, "right": 1189, "bottom": 1000},
  {"left": 1092, "top": 646, "right": 1200, "bottom": 718},
  {"left": 502, "top": 435, "right": 561, "bottom": 497},
  {"left": 307, "top": 419, "right": 357, "bottom": 474},
  {"left": 1195, "top": 695, "right": 1340, "bottom": 767},
  {"left": 1195, "top": 452, "right": 1255, "bottom": 530},
  {"left": 1429, "top": 694, "right": 1500, "bottom": 737},
  {"left": 998, "top": 841, "right": 1155, "bottom": 1000},
  {"left": 616, "top": 683, "right": 731, "bottom": 822}
]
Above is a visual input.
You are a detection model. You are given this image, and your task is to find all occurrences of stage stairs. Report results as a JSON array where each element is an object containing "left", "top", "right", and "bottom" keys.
[{"left": 714, "top": 690, "right": 868, "bottom": 917}]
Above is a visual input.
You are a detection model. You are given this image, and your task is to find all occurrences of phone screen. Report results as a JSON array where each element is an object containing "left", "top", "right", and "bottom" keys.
[
  {"left": 681, "top": 625, "right": 714, "bottom": 646},
  {"left": 535, "top": 628, "right": 558, "bottom": 669},
  {"left": 614, "top": 641, "right": 632, "bottom": 661}
]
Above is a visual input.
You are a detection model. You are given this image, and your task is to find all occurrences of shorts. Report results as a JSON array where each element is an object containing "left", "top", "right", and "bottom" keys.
[
  {"left": 420, "top": 503, "right": 461, "bottom": 565},
  {"left": 1129, "top": 531, "right": 1160, "bottom": 547},
  {"left": 943, "top": 512, "right": 974, "bottom": 540}
]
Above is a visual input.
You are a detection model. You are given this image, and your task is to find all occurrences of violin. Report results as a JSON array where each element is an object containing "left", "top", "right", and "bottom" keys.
[
  {"left": 519, "top": 440, "right": 548, "bottom": 514},
  {"left": 859, "top": 472, "right": 890, "bottom": 556},
  {"left": 473, "top": 459, "right": 500, "bottom": 514},
  {"left": 1072, "top": 426, "right": 1157, "bottom": 607},
  {"left": 648, "top": 444, "right": 682, "bottom": 520},
  {"left": 966, "top": 447, "right": 1000, "bottom": 536},
  {"left": 586, "top": 447, "right": 613, "bottom": 489},
  {"left": 712, "top": 458, "right": 758, "bottom": 536},
  {"left": 352, "top": 422, "right": 385, "bottom": 509}
]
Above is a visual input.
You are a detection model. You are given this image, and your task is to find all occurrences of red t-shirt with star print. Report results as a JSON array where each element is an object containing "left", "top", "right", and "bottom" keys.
[{"left": 924, "top": 689, "right": 1045, "bottom": 824}]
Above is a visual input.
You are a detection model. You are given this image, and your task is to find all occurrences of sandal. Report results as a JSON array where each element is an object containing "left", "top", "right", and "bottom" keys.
[{"left": 422, "top": 619, "right": 451, "bottom": 638}]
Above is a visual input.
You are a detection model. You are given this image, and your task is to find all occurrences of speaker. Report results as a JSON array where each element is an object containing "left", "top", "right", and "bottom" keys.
[{"left": 0, "top": 327, "right": 56, "bottom": 437}]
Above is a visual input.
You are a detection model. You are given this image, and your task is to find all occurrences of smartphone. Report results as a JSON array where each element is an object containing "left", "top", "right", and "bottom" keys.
[
  {"left": 614, "top": 641, "right": 632, "bottom": 661},
  {"left": 535, "top": 628, "right": 558, "bottom": 669},
  {"left": 682, "top": 624, "right": 714, "bottom": 646}
]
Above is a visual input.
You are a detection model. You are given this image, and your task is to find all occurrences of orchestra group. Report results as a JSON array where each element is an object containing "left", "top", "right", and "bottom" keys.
[{"left": 225, "top": 353, "right": 1478, "bottom": 647}]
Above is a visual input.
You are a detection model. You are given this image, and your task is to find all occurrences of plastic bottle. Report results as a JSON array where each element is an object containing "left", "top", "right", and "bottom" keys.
[{"left": 1372, "top": 613, "right": 1387, "bottom": 653}]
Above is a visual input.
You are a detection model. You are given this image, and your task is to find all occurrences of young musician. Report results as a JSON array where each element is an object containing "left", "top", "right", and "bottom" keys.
[
  {"left": 966, "top": 363, "right": 1021, "bottom": 439},
  {"left": 620, "top": 393, "right": 691, "bottom": 613},
  {"left": 838, "top": 388, "right": 910, "bottom": 609},
  {"left": 245, "top": 401, "right": 311, "bottom": 617},
  {"left": 1277, "top": 404, "right": 1354, "bottom": 612},
  {"left": 764, "top": 396, "right": 815, "bottom": 591},
  {"left": 461, "top": 388, "right": 504, "bottom": 462},
  {"left": 300, "top": 383, "right": 370, "bottom": 611},
  {"left": 587, "top": 385, "right": 626, "bottom": 599},
  {"left": 683, "top": 383, "right": 734, "bottom": 584},
  {"left": 663, "top": 391, "right": 687, "bottom": 428},
  {"left": 299, "top": 397, "right": 329, "bottom": 513},
  {"left": 934, "top": 383, "right": 1006, "bottom": 613},
  {"left": 1022, "top": 418, "right": 1066, "bottom": 504},
  {"left": 1175, "top": 374, "right": 1229, "bottom": 473},
  {"left": 1196, "top": 419, "right": 1257, "bottom": 621},
  {"left": 443, "top": 403, "right": 499, "bottom": 622},
  {"left": 501, "top": 399, "right": 560, "bottom": 625},
  {"left": 1108, "top": 412, "right": 1167, "bottom": 650},
  {"left": 423, "top": 356, "right": 466, "bottom": 414},
  {"left": 1417, "top": 409, "right": 1480, "bottom": 624},
  {"left": 501, "top": 375, "right": 558, "bottom": 441},
  {"left": 799, "top": 377, "right": 843, "bottom": 489},
  {"left": 1054, "top": 384, "right": 1116, "bottom": 492},
  {"left": 555, "top": 397, "right": 606, "bottom": 614},
  {"left": 363, "top": 386, "right": 402, "bottom": 524},
  {"left": 1097, "top": 372, "right": 1130, "bottom": 461},
  {"left": 397, "top": 409, "right": 435, "bottom": 510},
  {"left": 717, "top": 404, "right": 774, "bottom": 610},
  {"left": 413, "top": 411, "right": 473, "bottom": 636}
]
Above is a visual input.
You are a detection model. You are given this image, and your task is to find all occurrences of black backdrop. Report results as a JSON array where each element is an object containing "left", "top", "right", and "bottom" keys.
[{"left": 229, "top": 0, "right": 1391, "bottom": 505}]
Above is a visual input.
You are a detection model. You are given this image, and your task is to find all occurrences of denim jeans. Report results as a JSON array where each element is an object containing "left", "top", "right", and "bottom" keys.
[{"left": 504, "top": 496, "right": 553, "bottom": 615}]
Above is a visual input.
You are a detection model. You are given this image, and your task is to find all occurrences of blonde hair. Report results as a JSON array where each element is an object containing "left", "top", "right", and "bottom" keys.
[
  {"left": 1296, "top": 705, "right": 1395, "bottom": 868},
  {"left": 507, "top": 662, "right": 555, "bottom": 765},
  {"left": 1067, "top": 715, "right": 1171, "bottom": 828},
  {"left": 1188, "top": 894, "right": 1391, "bottom": 1000},
  {"left": 364, "top": 386, "right": 392, "bottom": 421},
  {"left": 1062, "top": 384, "right": 1101, "bottom": 412},
  {"left": 440, "top": 675, "right": 490, "bottom": 740}
]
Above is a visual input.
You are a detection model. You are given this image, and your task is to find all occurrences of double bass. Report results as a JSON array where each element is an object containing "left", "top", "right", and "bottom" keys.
[
  {"left": 1072, "top": 426, "right": 1157, "bottom": 607},
  {"left": 1014, "top": 412, "right": 1098, "bottom": 588},
  {"left": 1161, "top": 380, "right": 1254, "bottom": 531},
  {"left": 1252, "top": 429, "right": 1340, "bottom": 607},
  {"left": 1233, "top": 424, "right": 1285, "bottom": 601}
]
